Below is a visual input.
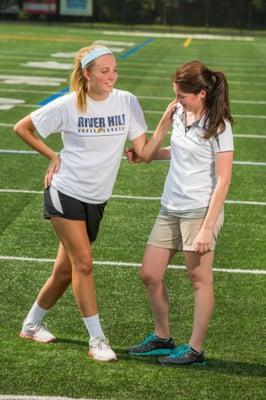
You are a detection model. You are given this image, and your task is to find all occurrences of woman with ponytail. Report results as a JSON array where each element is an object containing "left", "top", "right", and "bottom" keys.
[
  {"left": 127, "top": 61, "right": 234, "bottom": 366},
  {"left": 14, "top": 44, "right": 174, "bottom": 362}
]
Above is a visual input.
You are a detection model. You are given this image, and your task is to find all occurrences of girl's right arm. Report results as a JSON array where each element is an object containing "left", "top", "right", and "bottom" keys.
[
  {"left": 125, "top": 145, "right": 170, "bottom": 163},
  {"left": 14, "top": 116, "right": 57, "bottom": 160},
  {"left": 129, "top": 99, "right": 176, "bottom": 163},
  {"left": 14, "top": 115, "right": 60, "bottom": 188}
]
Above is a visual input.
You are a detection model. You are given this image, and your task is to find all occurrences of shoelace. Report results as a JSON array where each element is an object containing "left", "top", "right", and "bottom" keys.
[
  {"left": 37, "top": 322, "right": 48, "bottom": 331},
  {"left": 142, "top": 333, "right": 155, "bottom": 345},
  {"left": 90, "top": 338, "right": 110, "bottom": 349},
  {"left": 27, "top": 322, "right": 48, "bottom": 333}
]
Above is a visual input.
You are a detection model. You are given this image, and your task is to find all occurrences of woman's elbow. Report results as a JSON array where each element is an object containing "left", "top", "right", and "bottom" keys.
[
  {"left": 13, "top": 116, "right": 33, "bottom": 137},
  {"left": 13, "top": 121, "right": 23, "bottom": 137},
  {"left": 144, "top": 157, "right": 152, "bottom": 164},
  {"left": 141, "top": 154, "right": 152, "bottom": 163},
  {"left": 219, "top": 177, "right": 232, "bottom": 191}
]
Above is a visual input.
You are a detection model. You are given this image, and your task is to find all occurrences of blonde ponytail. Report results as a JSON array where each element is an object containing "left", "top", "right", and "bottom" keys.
[{"left": 70, "top": 44, "right": 107, "bottom": 113}]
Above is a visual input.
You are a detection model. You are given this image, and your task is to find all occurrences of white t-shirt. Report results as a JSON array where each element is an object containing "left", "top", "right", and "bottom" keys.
[
  {"left": 161, "top": 104, "right": 234, "bottom": 212},
  {"left": 31, "top": 89, "right": 147, "bottom": 203}
]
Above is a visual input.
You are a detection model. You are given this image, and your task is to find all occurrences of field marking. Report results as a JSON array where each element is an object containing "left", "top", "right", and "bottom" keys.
[
  {"left": 232, "top": 134, "right": 266, "bottom": 139},
  {"left": 1, "top": 124, "right": 266, "bottom": 139},
  {"left": 0, "top": 30, "right": 254, "bottom": 43},
  {"left": 2, "top": 100, "right": 266, "bottom": 120},
  {"left": 0, "top": 89, "right": 266, "bottom": 105},
  {"left": 0, "top": 149, "right": 37, "bottom": 154},
  {"left": 0, "top": 396, "right": 96, "bottom": 400},
  {"left": 118, "top": 59, "right": 266, "bottom": 70},
  {"left": 0, "top": 75, "right": 66, "bottom": 87},
  {"left": 94, "top": 39, "right": 136, "bottom": 46},
  {"left": 233, "top": 161, "right": 266, "bottom": 166},
  {"left": 233, "top": 114, "right": 266, "bottom": 119},
  {"left": 0, "top": 33, "right": 112, "bottom": 44},
  {"left": 1, "top": 53, "right": 264, "bottom": 68},
  {"left": 102, "top": 30, "right": 254, "bottom": 41},
  {"left": 0, "top": 88, "right": 56, "bottom": 94},
  {"left": 0, "top": 150, "right": 265, "bottom": 166},
  {"left": 119, "top": 38, "right": 155, "bottom": 60},
  {"left": 138, "top": 96, "right": 266, "bottom": 105},
  {"left": 145, "top": 110, "right": 266, "bottom": 119},
  {"left": 0, "top": 255, "right": 265, "bottom": 275},
  {"left": 0, "top": 189, "right": 265, "bottom": 206},
  {"left": 183, "top": 37, "right": 192, "bottom": 48},
  {"left": 1, "top": 71, "right": 266, "bottom": 86}
]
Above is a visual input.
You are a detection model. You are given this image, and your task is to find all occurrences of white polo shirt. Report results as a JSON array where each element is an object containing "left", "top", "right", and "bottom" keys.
[
  {"left": 161, "top": 104, "right": 234, "bottom": 212},
  {"left": 31, "top": 89, "right": 147, "bottom": 203}
]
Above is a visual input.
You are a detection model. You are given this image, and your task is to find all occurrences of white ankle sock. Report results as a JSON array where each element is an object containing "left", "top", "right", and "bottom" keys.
[
  {"left": 82, "top": 314, "right": 105, "bottom": 339},
  {"left": 24, "top": 302, "right": 49, "bottom": 325}
]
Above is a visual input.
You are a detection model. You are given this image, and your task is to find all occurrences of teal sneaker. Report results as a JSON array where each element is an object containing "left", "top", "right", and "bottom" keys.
[
  {"left": 159, "top": 344, "right": 206, "bottom": 366},
  {"left": 127, "top": 333, "right": 175, "bottom": 356}
]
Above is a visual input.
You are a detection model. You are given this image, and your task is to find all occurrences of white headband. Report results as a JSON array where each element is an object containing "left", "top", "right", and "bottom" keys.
[{"left": 80, "top": 47, "right": 113, "bottom": 69}]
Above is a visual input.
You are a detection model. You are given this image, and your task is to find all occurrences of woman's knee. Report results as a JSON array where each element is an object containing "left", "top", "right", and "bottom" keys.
[
  {"left": 187, "top": 269, "right": 213, "bottom": 289},
  {"left": 72, "top": 254, "right": 93, "bottom": 276},
  {"left": 140, "top": 268, "right": 161, "bottom": 287},
  {"left": 52, "top": 262, "right": 72, "bottom": 286}
]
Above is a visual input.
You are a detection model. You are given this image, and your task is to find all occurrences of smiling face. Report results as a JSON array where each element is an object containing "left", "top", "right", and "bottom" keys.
[
  {"left": 84, "top": 54, "right": 118, "bottom": 100},
  {"left": 173, "top": 83, "right": 206, "bottom": 115}
]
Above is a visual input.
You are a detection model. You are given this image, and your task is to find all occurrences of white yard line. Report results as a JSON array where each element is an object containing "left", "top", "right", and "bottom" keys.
[
  {"left": 0, "top": 88, "right": 55, "bottom": 94},
  {"left": 0, "top": 87, "right": 265, "bottom": 104},
  {"left": 0, "top": 88, "right": 266, "bottom": 105},
  {"left": 233, "top": 161, "right": 266, "bottom": 166},
  {"left": 2, "top": 103, "right": 266, "bottom": 119},
  {"left": 145, "top": 110, "right": 266, "bottom": 119},
  {"left": 0, "top": 255, "right": 265, "bottom": 275},
  {"left": 0, "top": 150, "right": 265, "bottom": 165},
  {"left": 138, "top": 96, "right": 266, "bottom": 105},
  {"left": 0, "top": 71, "right": 265, "bottom": 85},
  {"left": 0, "top": 189, "right": 265, "bottom": 206},
  {"left": 102, "top": 30, "right": 255, "bottom": 41},
  {"left": 0, "top": 123, "right": 13, "bottom": 127},
  {"left": 1, "top": 124, "right": 266, "bottom": 139},
  {"left": 0, "top": 149, "right": 37, "bottom": 154},
  {"left": 232, "top": 134, "right": 266, "bottom": 139}
]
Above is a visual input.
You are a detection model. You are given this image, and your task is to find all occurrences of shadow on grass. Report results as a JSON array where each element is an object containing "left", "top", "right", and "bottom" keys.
[
  {"left": 203, "top": 358, "right": 265, "bottom": 377},
  {"left": 55, "top": 341, "right": 265, "bottom": 377},
  {"left": 116, "top": 349, "right": 266, "bottom": 377},
  {"left": 57, "top": 337, "right": 88, "bottom": 347}
]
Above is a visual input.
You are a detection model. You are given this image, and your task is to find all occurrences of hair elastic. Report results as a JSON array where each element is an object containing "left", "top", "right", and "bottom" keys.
[{"left": 80, "top": 47, "right": 113, "bottom": 69}]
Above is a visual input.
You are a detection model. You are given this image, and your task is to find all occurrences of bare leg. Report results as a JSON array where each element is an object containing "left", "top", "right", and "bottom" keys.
[
  {"left": 141, "top": 245, "right": 176, "bottom": 339},
  {"left": 51, "top": 217, "right": 97, "bottom": 317},
  {"left": 36, "top": 242, "right": 72, "bottom": 310},
  {"left": 184, "top": 250, "right": 214, "bottom": 352}
]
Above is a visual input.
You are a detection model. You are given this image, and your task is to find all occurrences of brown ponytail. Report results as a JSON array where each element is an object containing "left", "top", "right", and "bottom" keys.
[{"left": 174, "top": 60, "right": 233, "bottom": 138}]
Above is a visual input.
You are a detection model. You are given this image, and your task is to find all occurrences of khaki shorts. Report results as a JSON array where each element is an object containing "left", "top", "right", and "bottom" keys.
[{"left": 147, "top": 211, "right": 224, "bottom": 251}]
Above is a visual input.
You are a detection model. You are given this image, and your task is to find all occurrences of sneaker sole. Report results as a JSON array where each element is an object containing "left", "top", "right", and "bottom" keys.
[
  {"left": 88, "top": 351, "right": 117, "bottom": 362},
  {"left": 19, "top": 332, "right": 57, "bottom": 344},
  {"left": 128, "top": 348, "right": 174, "bottom": 356}
]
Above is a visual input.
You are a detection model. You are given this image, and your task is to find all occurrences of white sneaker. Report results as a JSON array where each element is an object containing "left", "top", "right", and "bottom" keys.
[
  {"left": 89, "top": 337, "right": 117, "bottom": 362},
  {"left": 19, "top": 320, "right": 56, "bottom": 344}
]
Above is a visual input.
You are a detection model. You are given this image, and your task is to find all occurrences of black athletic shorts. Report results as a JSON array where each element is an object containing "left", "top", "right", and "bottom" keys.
[{"left": 44, "top": 187, "right": 107, "bottom": 242}]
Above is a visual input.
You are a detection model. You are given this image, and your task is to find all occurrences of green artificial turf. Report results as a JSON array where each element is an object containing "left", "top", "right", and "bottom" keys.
[{"left": 0, "top": 22, "right": 265, "bottom": 400}]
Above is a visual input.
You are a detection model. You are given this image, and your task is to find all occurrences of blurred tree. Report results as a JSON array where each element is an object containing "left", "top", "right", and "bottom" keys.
[
  {"left": 2, "top": 0, "right": 265, "bottom": 29},
  {"left": 252, "top": 0, "right": 266, "bottom": 9},
  {"left": 0, "top": 0, "right": 19, "bottom": 11}
]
